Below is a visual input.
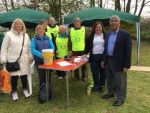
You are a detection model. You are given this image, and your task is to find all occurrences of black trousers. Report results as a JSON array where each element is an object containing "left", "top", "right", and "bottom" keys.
[
  {"left": 74, "top": 65, "right": 86, "bottom": 79},
  {"left": 106, "top": 58, "right": 127, "bottom": 100},
  {"left": 35, "top": 63, "right": 51, "bottom": 88},
  {"left": 90, "top": 54, "right": 106, "bottom": 88},
  {"left": 11, "top": 75, "right": 28, "bottom": 92}
]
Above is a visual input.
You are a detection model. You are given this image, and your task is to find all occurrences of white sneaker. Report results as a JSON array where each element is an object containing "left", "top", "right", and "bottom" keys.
[
  {"left": 23, "top": 90, "right": 30, "bottom": 98},
  {"left": 58, "top": 76, "right": 63, "bottom": 80},
  {"left": 12, "top": 92, "right": 18, "bottom": 101}
]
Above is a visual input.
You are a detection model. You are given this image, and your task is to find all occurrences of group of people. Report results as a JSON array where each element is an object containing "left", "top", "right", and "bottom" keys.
[{"left": 0, "top": 14, "right": 132, "bottom": 106}]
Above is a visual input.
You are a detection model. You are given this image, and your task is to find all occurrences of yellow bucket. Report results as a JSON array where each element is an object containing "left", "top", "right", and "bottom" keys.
[{"left": 42, "top": 49, "right": 54, "bottom": 65}]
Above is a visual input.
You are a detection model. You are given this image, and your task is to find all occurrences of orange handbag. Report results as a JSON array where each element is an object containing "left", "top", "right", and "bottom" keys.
[{"left": 0, "top": 70, "right": 11, "bottom": 93}]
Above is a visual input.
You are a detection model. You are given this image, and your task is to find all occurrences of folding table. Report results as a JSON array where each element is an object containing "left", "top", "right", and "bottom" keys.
[{"left": 38, "top": 57, "right": 88, "bottom": 107}]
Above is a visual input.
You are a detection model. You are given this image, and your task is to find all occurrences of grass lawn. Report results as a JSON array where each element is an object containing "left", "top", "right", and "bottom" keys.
[
  {"left": 0, "top": 40, "right": 150, "bottom": 113},
  {"left": 132, "top": 40, "right": 150, "bottom": 66}
]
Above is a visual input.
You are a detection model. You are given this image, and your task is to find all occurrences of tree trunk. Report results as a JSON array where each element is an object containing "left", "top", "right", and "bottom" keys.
[
  {"left": 93, "top": 0, "right": 95, "bottom": 7},
  {"left": 100, "top": 0, "right": 102, "bottom": 8},
  {"left": 115, "top": 0, "right": 121, "bottom": 11},
  {"left": 138, "top": 0, "right": 145, "bottom": 16},
  {"left": 59, "top": 0, "right": 62, "bottom": 24},
  {"left": 126, "top": 0, "right": 131, "bottom": 12},
  {"left": 123, "top": 0, "right": 126, "bottom": 11},
  {"left": 134, "top": 0, "right": 138, "bottom": 15},
  {"left": 10, "top": 0, "right": 15, "bottom": 10},
  {"left": 90, "top": 0, "right": 92, "bottom": 7},
  {"left": 90, "top": 0, "right": 95, "bottom": 7},
  {"left": 22, "top": 0, "right": 27, "bottom": 6},
  {"left": 3, "top": 0, "right": 9, "bottom": 12}
]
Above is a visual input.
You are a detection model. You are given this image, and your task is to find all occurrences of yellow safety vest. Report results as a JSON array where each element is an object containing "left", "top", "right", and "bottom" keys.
[
  {"left": 56, "top": 35, "right": 68, "bottom": 58},
  {"left": 46, "top": 25, "right": 59, "bottom": 39},
  {"left": 70, "top": 26, "right": 85, "bottom": 51}
]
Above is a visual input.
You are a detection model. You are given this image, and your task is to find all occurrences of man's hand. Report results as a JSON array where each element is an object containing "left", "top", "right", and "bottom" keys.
[
  {"left": 123, "top": 68, "right": 128, "bottom": 73},
  {"left": 101, "top": 61, "right": 105, "bottom": 68}
]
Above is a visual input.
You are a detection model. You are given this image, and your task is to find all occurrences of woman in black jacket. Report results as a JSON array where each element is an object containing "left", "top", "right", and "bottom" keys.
[{"left": 87, "top": 21, "right": 106, "bottom": 92}]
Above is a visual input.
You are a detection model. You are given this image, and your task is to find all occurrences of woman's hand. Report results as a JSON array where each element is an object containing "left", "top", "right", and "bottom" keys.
[
  {"left": 69, "top": 51, "right": 72, "bottom": 56},
  {"left": 29, "top": 59, "right": 33, "bottom": 64},
  {"left": 2, "top": 64, "right": 8, "bottom": 72}
]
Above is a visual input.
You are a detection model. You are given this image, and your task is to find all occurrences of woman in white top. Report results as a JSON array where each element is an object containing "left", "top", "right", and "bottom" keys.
[
  {"left": 87, "top": 21, "right": 106, "bottom": 92},
  {"left": 1, "top": 18, "right": 33, "bottom": 101}
]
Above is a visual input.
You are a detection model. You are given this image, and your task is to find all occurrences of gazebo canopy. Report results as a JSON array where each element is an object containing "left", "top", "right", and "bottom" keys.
[
  {"left": 0, "top": 8, "right": 50, "bottom": 28},
  {"left": 64, "top": 7, "right": 140, "bottom": 25}
]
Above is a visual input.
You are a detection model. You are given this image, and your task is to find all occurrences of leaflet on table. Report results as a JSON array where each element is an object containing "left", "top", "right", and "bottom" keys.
[
  {"left": 57, "top": 61, "right": 72, "bottom": 66},
  {"left": 74, "top": 56, "right": 89, "bottom": 62}
]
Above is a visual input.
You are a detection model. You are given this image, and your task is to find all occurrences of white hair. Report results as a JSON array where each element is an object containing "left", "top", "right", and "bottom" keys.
[
  {"left": 110, "top": 15, "right": 121, "bottom": 22},
  {"left": 73, "top": 17, "right": 81, "bottom": 22}
]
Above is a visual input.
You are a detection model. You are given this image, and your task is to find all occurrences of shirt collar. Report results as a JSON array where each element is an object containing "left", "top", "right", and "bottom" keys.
[
  {"left": 48, "top": 24, "right": 56, "bottom": 28},
  {"left": 74, "top": 26, "right": 82, "bottom": 30},
  {"left": 35, "top": 35, "right": 45, "bottom": 40},
  {"left": 58, "top": 32, "right": 68, "bottom": 38},
  {"left": 11, "top": 29, "right": 23, "bottom": 35},
  {"left": 110, "top": 28, "right": 119, "bottom": 35},
  {"left": 94, "top": 33, "right": 103, "bottom": 37}
]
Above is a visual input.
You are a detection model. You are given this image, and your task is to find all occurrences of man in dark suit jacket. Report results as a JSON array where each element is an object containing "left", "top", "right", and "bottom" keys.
[{"left": 101, "top": 15, "right": 132, "bottom": 106}]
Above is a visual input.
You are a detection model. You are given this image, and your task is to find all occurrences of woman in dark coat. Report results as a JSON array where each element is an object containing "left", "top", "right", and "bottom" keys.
[{"left": 87, "top": 21, "right": 106, "bottom": 92}]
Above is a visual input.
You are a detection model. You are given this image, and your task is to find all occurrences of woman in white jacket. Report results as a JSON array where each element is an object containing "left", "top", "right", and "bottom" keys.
[{"left": 0, "top": 18, "right": 33, "bottom": 101}]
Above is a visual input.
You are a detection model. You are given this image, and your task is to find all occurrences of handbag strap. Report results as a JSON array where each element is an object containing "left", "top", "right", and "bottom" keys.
[{"left": 16, "top": 33, "right": 25, "bottom": 62}]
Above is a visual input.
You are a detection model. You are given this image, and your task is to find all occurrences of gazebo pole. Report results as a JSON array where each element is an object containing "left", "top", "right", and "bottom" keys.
[{"left": 136, "top": 22, "right": 141, "bottom": 64}]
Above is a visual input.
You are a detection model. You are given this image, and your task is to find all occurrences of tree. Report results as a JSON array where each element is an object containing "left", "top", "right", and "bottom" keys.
[
  {"left": 131, "top": 0, "right": 150, "bottom": 16},
  {"left": 90, "top": 0, "right": 95, "bottom": 7},
  {"left": 112, "top": 0, "right": 150, "bottom": 16},
  {"left": 1, "top": 0, "right": 149, "bottom": 23},
  {"left": 10, "top": 0, "right": 15, "bottom": 10},
  {"left": 26, "top": 0, "right": 88, "bottom": 24},
  {"left": 100, "top": 0, "right": 103, "bottom": 7},
  {"left": 59, "top": 0, "right": 62, "bottom": 24},
  {"left": 62, "top": 0, "right": 89, "bottom": 13},
  {"left": 2, "top": 0, "right": 9, "bottom": 12},
  {"left": 126, "top": 0, "right": 131, "bottom": 12},
  {"left": 95, "top": 0, "right": 103, "bottom": 7},
  {"left": 138, "top": 0, "right": 150, "bottom": 16},
  {"left": 123, "top": 0, "right": 126, "bottom": 11},
  {"left": 133, "top": 0, "right": 138, "bottom": 15},
  {"left": 115, "top": 0, "right": 121, "bottom": 11}
]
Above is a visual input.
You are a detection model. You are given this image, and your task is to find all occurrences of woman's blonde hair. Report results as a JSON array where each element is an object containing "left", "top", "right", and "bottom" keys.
[
  {"left": 35, "top": 24, "right": 45, "bottom": 35},
  {"left": 11, "top": 18, "right": 26, "bottom": 33}
]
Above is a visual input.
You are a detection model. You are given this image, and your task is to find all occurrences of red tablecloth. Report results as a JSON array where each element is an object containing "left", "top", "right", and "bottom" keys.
[{"left": 38, "top": 57, "right": 88, "bottom": 71}]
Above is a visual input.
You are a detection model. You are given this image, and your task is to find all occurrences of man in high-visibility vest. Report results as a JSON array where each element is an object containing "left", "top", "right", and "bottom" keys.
[
  {"left": 46, "top": 17, "right": 59, "bottom": 40},
  {"left": 70, "top": 17, "right": 87, "bottom": 82}
]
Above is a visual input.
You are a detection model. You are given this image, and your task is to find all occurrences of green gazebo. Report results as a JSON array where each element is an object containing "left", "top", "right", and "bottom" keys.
[{"left": 0, "top": 8, "right": 49, "bottom": 28}]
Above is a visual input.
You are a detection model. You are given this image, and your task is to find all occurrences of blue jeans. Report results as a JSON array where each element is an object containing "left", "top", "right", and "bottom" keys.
[{"left": 90, "top": 54, "right": 106, "bottom": 89}]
